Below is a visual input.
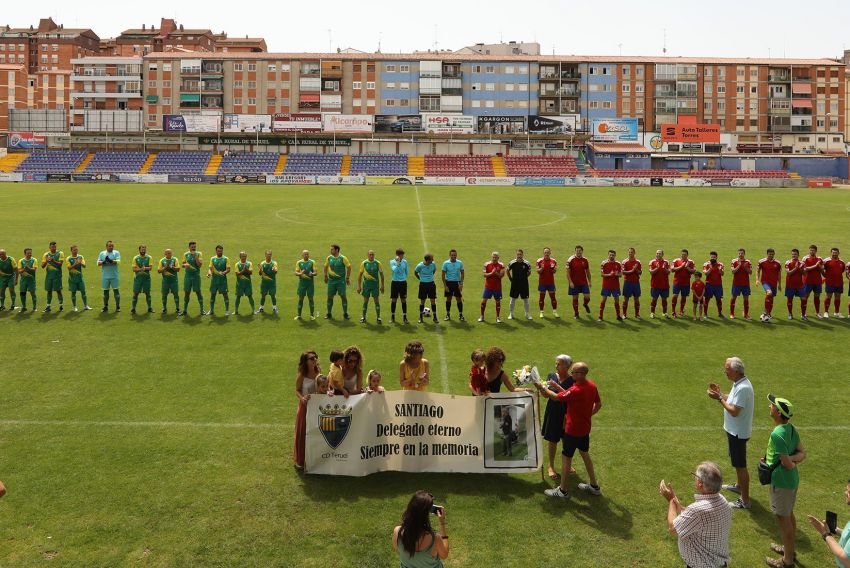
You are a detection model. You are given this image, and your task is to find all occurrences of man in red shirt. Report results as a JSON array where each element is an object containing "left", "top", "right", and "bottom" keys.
[
  {"left": 649, "top": 249, "right": 671, "bottom": 318},
  {"left": 479, "top": 251, "right": 505, "bottom": 323},
  {"left": 599, "top": 250, "right": 622, "bottom": 322},
  {"left": 567, "top": 245, "right": 591, "bottom": 319},
  {"left": 702, "top": 251, "right": 725, "bottom": 318},
  {"left": 621, "top": 247, "right": 642, "bottom": 318},
  {"left": 801, "top": 244, "right": 824, "bottom": 320},
  {"left": 534, "top": 362, "right": 602, "bottom": 499},
  {"left": 784, "top": 248, "right": 805, "bottom": 320},
  {"left": 537, "top": 247, "right": 558, "bottom": 318},
  {"left": 756, "top": 248, "right": 782, "bottom": 321},
  {"left": 823, "top": 247, "right": 846, "bottom": 318},
  {"left": 730, "top": 248, "right": 753, "bottom": 320},
  {"left": 671, "top": 249, "right": 695, "bottom": 318}
]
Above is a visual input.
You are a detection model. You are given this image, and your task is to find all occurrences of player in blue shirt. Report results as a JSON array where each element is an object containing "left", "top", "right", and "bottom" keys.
[
  {"left": 97, "top": 240, "right": 122, "bottom": 312},
  {"left": 441, "top": 248, "right": 465, "bottom": 321},
  {"left": 415, "top": 253, "right": 438, "bottom": 324},
  {"left": 389, "top": 248, "right": 409, "bottom": 324}
]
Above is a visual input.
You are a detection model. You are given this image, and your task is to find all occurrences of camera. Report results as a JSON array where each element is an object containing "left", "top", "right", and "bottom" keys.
[{"left": 430, "top": 504, "right": 444, "bottom": 515}]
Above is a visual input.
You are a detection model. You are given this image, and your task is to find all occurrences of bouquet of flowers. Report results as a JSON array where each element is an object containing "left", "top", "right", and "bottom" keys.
[{"left": 512, "top": 365, "right": 543, "bottom": 386}]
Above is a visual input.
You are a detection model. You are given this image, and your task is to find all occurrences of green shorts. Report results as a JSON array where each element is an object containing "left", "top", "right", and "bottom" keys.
[
  {"left": 210, "top": 277, "right": 228, "bottom": 294},
  {"left": 260, "top": 279, "right": 276, "bottom": 296},
  {"left": 361, "top": 283, "right": 379, "bottom": 298},
  {"left": 184, "top": 272, "right": 201, "bottom": 293},
  {"left": 161, "top": 279, "right": 178, "bottom": 295},
  {"left": 45, "top": 274, "right": 63, "bottom": 292},
  {"left": 236, "top": 280, "right": 253, "bottom": 297},
  {"left": 133, "top": 276, "right": 151, "bottom": 295},
  {"left": 69, "top": 279, "right": 86, "bottom": 294},
  {"left": 19, "top": 278, "right": 36, "bottom": 294},
  {"left": 297, "top": 278, "right": 314, "bottom": 297},
  {"left": 327, "top": 279, "right": 346, "bottom": 297},
  {"left": 0, "top": 275, "right": 15, "bottom": 289},
  {"left": 101, "top": 276, "right": 120, "bottom": 290}
]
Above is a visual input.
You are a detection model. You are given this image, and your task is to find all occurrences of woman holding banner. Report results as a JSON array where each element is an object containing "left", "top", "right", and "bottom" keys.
[
  {"left": 294, "top": 350, "right": 321, "bottom": 471},
  {"left": 341, "top": 345, "right": 365, "bottom": 395}
]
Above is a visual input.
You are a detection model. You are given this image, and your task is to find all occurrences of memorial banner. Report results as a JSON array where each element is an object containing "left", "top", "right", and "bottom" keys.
[{"left": 306, "top": 391, "right": 541, "bottom": 476}]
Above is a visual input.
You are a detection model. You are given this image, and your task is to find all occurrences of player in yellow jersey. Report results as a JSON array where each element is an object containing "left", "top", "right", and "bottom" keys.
[
  {"left": 41, "top": 241, "right": 65, "bottom": 312},
  {"left": 17, "top": 248, "right": 37, "bottom": 312},
  {"left": 158, "top": 248, "right": 180, "bottom": 314},
  {"left": 234, "top": 251, "right": 255, "bottom": 315},
  {"left": 66, "top": 244, "right": 92, "bottom": 312},
  {"left": 0, "top": 249, "right": 18, "bottom": 312},
  {"left": 258, "top": 249, "right": 279, "bottom": 315}
]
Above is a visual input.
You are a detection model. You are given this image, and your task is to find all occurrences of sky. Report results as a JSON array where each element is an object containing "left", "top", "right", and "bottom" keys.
[{"left": 6, "top": 0, "right": 849, "bottom": 59}]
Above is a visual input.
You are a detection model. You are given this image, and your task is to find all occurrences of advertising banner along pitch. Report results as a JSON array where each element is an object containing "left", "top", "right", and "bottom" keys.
[
  {"left": 591, "top": 118, "right": 639, "bottom": 141},
  {"left": 477, "top": 115, "right": 525, "bottom": 135},
  {"left": 8, "top": 132, "right": 47, "bottom": 149},
  {"left": 661, "top": 123, "right": 721, "bottom": 143},
  {"left": 272, "top": 113, "right": 323, "bottom": 133},
  {"left": 323, "top": 114, "right": 374, "bottom": 134},
  {"left": 162, "top": 114, "right": 221, "bottom": 133},
  {"left": 421, "top": 114, "right": 475, "bottom": 134},
  {"left": 527, "top": 115, "right": 578, "bottom": 134},
  {"left": 222, "top": 114, "right": 272, "bottom": 133},
  {"left": 306, "top": 391, "right": 541, "bottom": 476}
]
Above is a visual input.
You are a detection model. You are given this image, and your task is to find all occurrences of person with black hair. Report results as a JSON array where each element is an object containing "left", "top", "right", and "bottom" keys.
[{"left": 392, "top": 490, "right": 449, "bottom": 567}]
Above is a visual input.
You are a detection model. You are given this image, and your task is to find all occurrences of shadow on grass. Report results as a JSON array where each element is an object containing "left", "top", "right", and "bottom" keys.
[{"left": 541, "top": 488, "right": 635, "bottom": 540}]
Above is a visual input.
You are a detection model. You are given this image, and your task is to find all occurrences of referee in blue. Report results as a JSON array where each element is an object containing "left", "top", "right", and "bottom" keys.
[
  {"left": 441, "top": 248, "right": 465, "bottom": 321},
  {"left": 389, "top": 248, "right": 409, "bottom": 324}
]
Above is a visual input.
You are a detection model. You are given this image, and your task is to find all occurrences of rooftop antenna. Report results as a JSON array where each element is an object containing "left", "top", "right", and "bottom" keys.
[
  {"left": 618, "top": 43, "right": 623, "bottom": 56},
  {"left": 327, "top": 29, "right": 332, "bottom": 53},
  {"left": 662, "top": 29, "right": 667, "bottom": 55},
  {"left": 377, "top": 32, "right": 382, "bottom": 53}
]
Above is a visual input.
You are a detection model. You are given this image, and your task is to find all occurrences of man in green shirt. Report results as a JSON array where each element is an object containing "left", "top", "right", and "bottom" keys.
[
  {"left": 294, "top": 250, "right": 316, "bottom": 320},
  {"left": 323, "top": 244, "right": 351, "bottom": 320},
  {"left": 258, "top": 249, "right": 279, "bottom": 316},
  {"left": 763, "top": 394, "right": 806, "bottom": 568},
  {"left": 0, "top": 249, "right": 18, "bottom": 311},
  {"left": 17, "top": 248, "right": 37, "bottom": 312},
  {"left": 181, "top": 241, "right": 204, "bottom": 316},
  {"left": 131, "top": 244, "right": 154, "bottom": 315},
  {"left": 234, "top": 251, "right": 255, "bottom": 316},
  {"left": 357, "top": 249, "right": 384, "bottom": 324},
  {"left": 66, "top": 245, "right": 92, "bottom": 312},
  {"left": 41, "top": 241, "right": 64, "bottom": 312},
  {"left": 158, "top": 249, "right": 180, "bottom": 314},
  {"left": 206, "top": 244, "right": 231, "bottom": 316}
]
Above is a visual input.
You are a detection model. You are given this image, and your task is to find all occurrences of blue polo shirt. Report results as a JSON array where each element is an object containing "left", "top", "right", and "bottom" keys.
[
  {"left": 442, "top": 259, "right": 464, "bottom": 282},
  {"left": 98, "top": 250, "right": 122, "bottom": 280},
  {"left": 415, "top": 262, "right": 437, "bottom": 283},
  {"left": 390, "top": 258, "right": 408, "bottom": 282}
]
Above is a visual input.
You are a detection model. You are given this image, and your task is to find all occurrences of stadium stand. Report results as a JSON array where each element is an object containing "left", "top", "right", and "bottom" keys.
[
  {"left": 504, "top": 156, "right": 579, "bottom": 177},
  {"left": 348, "top": 154, "right": 408, "bottom": 176},
  {"left": 217, "top": 152, "right": 279, "bottom": 175},
  {"left": 84, "top": 152, "right": 150, "bottom": 174},
  {"left": 424, "top": 155, "right": 494, "bottom": 176},
  {"left": 16, "top": 150, "right": 88, "bottom": 173},
  {"left": 694, "top": 169, "right": 791, "bottom": 178},
  {"left": 147, "top": 151, "right": 213, "bottom": 175},
  {"left": 590, "top": 169, "right": 682, "bottom": 178},
  {"left": 283, "top": 154, "right": 343, "bottom": 175}
]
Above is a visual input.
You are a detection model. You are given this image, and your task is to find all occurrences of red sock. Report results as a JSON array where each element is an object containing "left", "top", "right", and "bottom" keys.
[
  {"left": 716, "top": 298, "right": 723, "bottom": 315},
  {"left": 495, "top": 301, "right": 501, "bottom": 317},
  {"left": 622, "top": 299, "right": 630, "bottom": 315},
  {"left": 661, "top": 298, "right": 668, "bottom": 313},
  {"left": 825, "top": 297, "right": 832, "bottom": 313},
  {"left": 599, "top": 300, "right": 605, "bottom": 319},
  {"left": 765, "top": 295, "right": 773, "bottom": 315},
  {"left": 801, "top": 298, "right": 808, "bottom": 316},
  {"left": 539, "top": 293, "right": 545, "bottom": 310},
  {"left": 549, "top": 292, "right": 557, "bottom": 309},
  {"left": 834, "top": 297, "right": 841, "bottom": 313},
  {"left": 614, "top": 301, "right": 621, "bottom": 318},
  {"left": 743, "top": 297, "right": 749, "bottom": 318},
  {"left": 634, "top": 298, "right": 640, "bottom": 317},
  {"left": 650, "top": 298, "right": 657, "bottom": 313},
  {"left": 814, "top": 296, "right": 821, "bottom": 313},
  {"left": 787, "top": 298, "right": 794, "bottom": 315},
  {"left": 730, "top": 298, "right": 736, "bottom": 316},
  {"left": 572, "top": 297, "right": 579, "bottom": 315},
  {"left": 480, "top": 301, "right": 486, "bottom": 316},
  {"left": 583, "top": 297, "right": 590, "bottom": 308}
]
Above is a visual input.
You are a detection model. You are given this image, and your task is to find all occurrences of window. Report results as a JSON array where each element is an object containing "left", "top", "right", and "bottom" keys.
[
  {"left": 41, "top": 44, "right": 48, "bottom": 52},
  {"left": 385, "top": 82, "right": 395, "bottom": 88},
  {"left": 268, "top": 98, "right": 276, "bottom": 107},
  {"left": 399, "top": 99, "right": 409, "bottom": 106},
  {"left": 281, "top": 64, "right": 290, "bottom": 72},
  {"left": 749, "top": 100, "right": 758, "bottom": 112},
  {"left": 248, "top": 98, "right": 256, "bottom": 105},
  {"left": 485, "top": 66, "right": 495, "bottom": 73},
  {"left": 750, "top": 86, "right": 757, "bottom": 94},
  {"left": 717, "top": 85, "right": 726, "bottom": 94},
  {"left": 471, "top": 100, "right": 481, "bottom": 108},
  {"left": 366, "top": 98, "right": 375, "bottom": 107},
  {"left": 602, "top": 101, "right": 613, "bottom": 109},
  {"left": 622, "top": 84, "right": 630, "bottom": 93},
  {"left": 750, "top": 68, "right": 758, "bottom": 79},
  {"left": 635, "top": 83, "right": 644, "bottom": 93},
  {"left": 736, "top": 101, "right": 745, "bottom": 111},
  {"left": 148, "top": 80, "right": 156, "bottom": 87},
  {"left": 366, "top": 81, "right": 375, "bottom": 89},
  {"left": 485, "top": 100, "right": 495, "bottom": 108},
  {"left": 635, "top": 65, "right": 644, "bottom": 77},
  {"left": 704, "top": 83, "right": 713, "bottom": 94},
  {"left": 386, "top": 64, "right": 396, "bottom": 72},
  {"left": 385, "top": 99, "right": 395, "bottom": 106},
  {"left": 400, "top": 82, "right": 409, "bottom": 89},
  {"left": 704, "top": 67, "right": 712, "bottom": 78},
  {"left": 505, "top": 65, "right": 514, "bottom": 74},
  {"left": 519, "top": 83, "right": 528, "bottom": 92},
  {"left": 485, "top": 83, "right": 495, "bottom": 91},
  {"left": 518, "top": 65, "right": 528, "bottom": 74},
  {"left": 635, "top": 100, "right": 644, "bottom": 111},
  {"left": 736, "top": 67, "right": 745, "bottom": 78},
  {"left": 399, "top": 65, "right": 410, "bottom": 72},
  {"left": 472, "top": 65, "right": 482, "bottom": 73},
  {"left": 163, "top": 80, "right": 171, "bottom": 88},
  {"left": 41, "top": 55, "right": 47, "bottom": 64},
  {"left": 248, "top": 81, "right": 256, "bottom": 88},
  {"left": 234, "top": 63, "right": 243, "bottom": 71},
  {"left": 622, "top": 66, "right": 630, "bottom": 77},
  {"left": 704, "top": 100, "right": 712, "bottom": 112},
  {"left": 281, "top": 80, "right": 290, "bottom": 89},
  {"left": 717, "top": 101, "right": 726, "bottom": 111},
  {"left": 148, "top": 114, "right": 157, "bottom": 122},
  {"left": 268, "top": 64, "right": 276, "bottom": 72},
  {"left": 352, "top": 98, "right": 361, "bottom": 107},
  {"left": 234, "top": 80, "right": 243, "bottom": 87},
  {"left": 234, "top": 97, "right": 242, "bottom": 105},
  {"left": 352, "top": 81, "right": 362, "bottom": 89},
  {"left": 163, "top": 63, "right": 171, "bottom": 72},
  {"left": 622, "top": 100, "right": 631, "bottom": 112},
  {"left": 505, "top": 83, "right": 514, "bottom": 91},
  {"left": 736, "top": 85, "right": 745, "bottom": 94},
  {"left": 471, "top": 82, "right": 481, "bottom": 90},
  {"left": 162, "top": 97, "right": 171, "bottom": 105},
  {"left": 247, "top": 64, "right": 256, "bottom": 71}
]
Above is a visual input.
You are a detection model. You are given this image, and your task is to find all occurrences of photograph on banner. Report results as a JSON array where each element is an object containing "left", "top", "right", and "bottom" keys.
[
  {"left": 477, "top": 115, "right": 525, "bottom": 135},
  {"left": 222, "top": 114, "right": 272, "bottom": 133},
  {"left": 374, "top": 114, "right": 423, "bottom": 133},
  {"left": 323, "top": 114, "right": 374, "bottom": 134},
  {"left": 271, "top": 113, "right": 323, "bottom": 133},
  {"left": 527, "top": 115, "right": 579, "bottom": 134},
  {"left": 591, "top": 118, "right": 638, "bottom": 141}
]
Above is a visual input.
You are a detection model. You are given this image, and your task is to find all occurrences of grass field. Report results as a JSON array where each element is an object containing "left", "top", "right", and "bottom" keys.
[{"left": 1, "top": 182, "right": 849, "bottom": 567}]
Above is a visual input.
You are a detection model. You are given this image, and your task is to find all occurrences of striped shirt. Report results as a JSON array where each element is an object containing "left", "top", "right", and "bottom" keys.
[{"left": 673, "top": 493, "right": 731, "bottom": 568}]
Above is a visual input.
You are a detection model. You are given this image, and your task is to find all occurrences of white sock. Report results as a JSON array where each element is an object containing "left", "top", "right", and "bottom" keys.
[
  {"left": 509, "top": 298, "right": 516, "bottom": 315},
  {"left": 523, "top": 298, "right": 530, "bottom": 315}
]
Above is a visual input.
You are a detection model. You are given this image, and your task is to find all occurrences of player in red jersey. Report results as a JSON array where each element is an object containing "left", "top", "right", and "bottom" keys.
[
  {"left": 801, "top": 244, "right": 824, "bottom": 320},
  {"left": 536, "top": 247, "right": 558, "bottom": 318},
  {"left": 670, "top": 249, "right": 695, "bottom": 317},
  {"left": 702, "top": 251, "right": 725, "bottom": 317},
  {"left": 822, "top": 247, "right": 846, "bottom": 318},
  {"left": 479, "top": 251, "right": 506, "bottom": 323},
  {"left": 783, "top": 248, "right": 805, "bottom": 320},
  {"left": 729, "top": 248, "right": 753, "bottom": 320},
  {"left": 691, "top": 271, "right": 707, "bottom": 320},
  {"left": 621, "top": 247, "right": 642, "bottom": 318},
  {"left": 598, "top": 250, "right": 623, "bottom": 322},
  {"left": 648, "top": 249, "right": 671, "bottom": 318},
  {"left": 756, "top": 248, "right": 782, "bottom": 321},
  {"left": 567, "top": 245, "right": 591, "bottom": 318}
]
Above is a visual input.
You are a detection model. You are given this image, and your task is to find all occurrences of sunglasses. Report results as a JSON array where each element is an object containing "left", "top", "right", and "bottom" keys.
[{"left": 307, "top": 355, "right": 317, "bottom": 361}]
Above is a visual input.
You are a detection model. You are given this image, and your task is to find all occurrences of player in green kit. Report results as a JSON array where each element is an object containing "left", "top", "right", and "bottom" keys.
[
  {"left": 357, "top": 249, "right": 385, "bottom": 324},
  {"left": 131, "top": 244, "right": 154, "bottom": 315},
  {"left": 234, "top": 251, "right": 255, "bottom": 315},
  {"left": 206, "top": 244, "right": 231, "bottom": 316},
  {"left": 258, "top": 249, "right": 279, "bottom": 315},
  {"left": 323, "top": 244, "right": 351, "bottom": 319},
  {"left": 181, "top": 241, "right": 204, "bottom": 316},
  {"left": 66, "top": 245, "right": 92, "bottom": 312},
  {"left": 158, "top": 248, "right": 180, "bottom": 314},
  {"left": 41, "top": 241, "right": 65, "bottom": 312},
  {"left": 17, "top": 248, "right": 37, "bottom": 312},
  {"left": 294, "top": 249, "right": 316, "bottom": 320},
  {"left": 0, "top": 249, "right": 18, "bottom": 312}
]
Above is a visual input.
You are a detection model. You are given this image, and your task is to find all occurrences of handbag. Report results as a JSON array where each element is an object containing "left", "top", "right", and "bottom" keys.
[{"left": 757, "top": 458, "right": 779, "bottom": 485}]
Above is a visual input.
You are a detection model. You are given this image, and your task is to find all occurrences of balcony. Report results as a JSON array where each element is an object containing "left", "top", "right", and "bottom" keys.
[
  {"left": 791, "top": 75, "right": 810, "bottom": 82},
  {"left": 561, "top": 71, "right": 581, "bottom": 80},
  {"left": 768, "top": 74, "right": 791, "bottom": 82},
  {"left": 442, "top": 68, "right": 462, "bottom": 79},
  {"left": 768, "top": 106, "right": 791, "bottom": 115},
  {"left": 655, "top": 73, "right": 677, "bottom": 81},
  {"left": 791, "top": 108, "right": 812, "bottom": 116},
  {"left": 791, "top": 125, "right": 812, "bottom": 132},
  {"left": 768, "top": 124, "right": 792, "bottom": 133},
  {"left": 676, "top": 72, "right": 697, "bottom": 81},
  {"left": 538, "top": 71, "right": 560, "bottom": 81}
]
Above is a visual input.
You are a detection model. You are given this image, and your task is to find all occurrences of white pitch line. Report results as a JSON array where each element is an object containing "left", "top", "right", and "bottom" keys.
[
  {"left": 0, "top": 419, "right": 291, "bottom": 430},
  {"left": 414, "top": 187, "right": 450, "bottom": 394}
]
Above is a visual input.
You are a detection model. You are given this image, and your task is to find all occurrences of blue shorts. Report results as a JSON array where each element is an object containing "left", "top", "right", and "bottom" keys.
[
  {"left": 538, "top": 283, "right": 556, "bottom": 293},
  {"left": 825, "top": 285, "right": 844, "bottom": 295},
  {"left": 482, "top": 288, "right": 502, "bottom": 301},
  {"left": 568, "top": 285, "right": 590, "bottom": 296},
  {"left": 784, "top": 287, "right": 804, "bottom": 299},
  {"left": 731, "top": 285, "right": 751, "bottom": 297},
  {"left": 803, "top": 284, "right": 822, "bottom": 296},
  {"left": 650, "top": 287, "right": 669, "bottom": 299},
  {"left": 101, "top": 276, "right": 120, "bottom": 290},
  {"left": 601, "top": 287, "right": 620, "bottom": 298},
  {"left": 705, "top": 284, "right": 723, "bottom": 300},
  {"left": 622, "top": 281, "right": 641, "bottom": 298},
  {"left": 672, "top": 283, "right": 690, "bottom": 297},
  {"left": 762, "top": 283, "right": 777, "bottom": 296}
]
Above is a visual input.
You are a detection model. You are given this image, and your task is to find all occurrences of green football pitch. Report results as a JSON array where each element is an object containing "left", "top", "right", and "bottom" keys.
[{"left": 1, "top": 182, "right": 848, "bottom": 567}]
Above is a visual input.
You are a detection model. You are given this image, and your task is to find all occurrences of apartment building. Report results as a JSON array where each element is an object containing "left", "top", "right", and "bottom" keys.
[
  {"left": 0, "top": 18, "right": 99, "bottom": 74},
  {"left": 70, "top": 57, "right": 143, "bottom": 131}
]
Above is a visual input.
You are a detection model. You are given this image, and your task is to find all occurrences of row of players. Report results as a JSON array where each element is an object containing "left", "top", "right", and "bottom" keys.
[{"left": 0, "top": 243, "right": 846, "bottom": 323}]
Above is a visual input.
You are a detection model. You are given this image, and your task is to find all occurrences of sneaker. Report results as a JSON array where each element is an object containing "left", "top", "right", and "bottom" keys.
[
  {"left": 131, "top": 309, "right": 137, "bottom": 315},
  {"left": 722, "top": 484, "right": 741, "bottom": 494},
  {"left": 764, "top": 556, "right": 795, "bottom": 568},
  {"left": 816, "top": 313, "right": 823, "bottom": 319},
  {"left": 444, "top": 314, "right": 450, "bottom": 321},
  {"left": 73, "top": 307, "right": 79, "bottom": 312},
  {"left": 20, "top": 308, "right": 27, "bottom": 313},
  {"left": 477, "top": 316, "right": 484, "bottom": 322},
  {"left": 496, "top": 316, "right": 501, "bottom": 323},
  {"left": 418, "top": 316, "right": 424, "bottom": 324},
  {"left": 147, "top": 308, "right": 154, "bottom": 314},
  {"left": 403, "top": 316, "right": 409, "bottom": 324},
  {"left": 671, "top": 312, "right": 677, "bottom": 319},
  {"left": 433, "top": 315, "right": 439, "bottom": 324},
  {"left": 58, "top": 306, "right": 63, "bottom": 312},
  {"left": 578, "top": 483, "right": 602, "bottom": 496},
  {"left": 115, "top": 307, "right": 121, "bottom": 313},
  {"left": 0, "top": 306, "right": 5, "bottom": 311},
  {"left": 294, "top": 315, "right": 302, "bottom": 320},
  {"left": 203, "top": 311, "right": 211, "bottom": 316},
  {"left": 162, "top": 308, "right": 167, "bottom": 314},
  {"left": 635, "top": 315, "right": 642, "bottom": 319},
  {"left": 324, "top": 314, "right": 331, "bottom": 319},
  {"left": 718, "top": 313, "right": 725, "bottom": 319},
  {"left": 180, "top": 310, "right": 187, "bottom": 316},
  {"left": 540, "top": 311, "right": 545, "bottom": 318},
  {"left": 787, "top": 315, "right": 793, "bottom": 320},
  {"left": 377, "top": 318, "right": 382, "bottom": 324},
  {"left": 102, "top": 306, "right": 108, "bottom": 313},
  {"left": 835, "top": 313, "right": 845, "bottom": 319},
  {"left": 801, "top": 315, "right": 808, "bottom": 321},
  {"left": 729, "top": 498, "right": 751, "bottom": 509},
  {"left": 43, "top": 306, "right": 51, "bottom": 313},
  {"left": 823, "top": 312, "right": 829, "bottom": 319},
  {"left": 390, "top": 315, "right": 396, "bottom": 323},
  {"left": 310, "top": 314, "right": 316, "bottom": 321},
  {"left": 617, "top": 316, "right": 623, "bottom": 321},
  {"left": 702, "top": 316, "right": 707, "bottom": 321},
  {"left": 744, "top": 316, "right": 752, "bottom": 321},
  {"left": 729, "top": 314, "right": 735, "bottom": 320},
  {"left": 508, "top": 313, "right": 514, "bottom": 320},
  {"left": 359, "top": 317, "right": 366, "bottom": 323},
  {"left": 544, "top": 487, "right": 569, "bottom": 499},
  {"left": 526, "top": 314, "right": 533, "bottom": 320},
  {"left": 458, "top": 314, "right": 465, "bottom": 322},
  {"left": 552, "top": 310, "right": 559, "bottom": 318},
  {"left": 257, "top": 306, "right": 265, "bottom": 313},
  {"left": 597, "top": 317, "right": 603, "bottom": 322},
  {"left": 343, "top": 313, "right": 350, "bottom": 320},
  {"left": 649, "top": 313, "right": 655, "bottom": 319}
]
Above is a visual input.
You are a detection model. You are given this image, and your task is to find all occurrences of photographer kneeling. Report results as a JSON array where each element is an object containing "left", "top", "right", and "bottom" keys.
[{"left": 392, "top": 490, "right": 449, "bottom": 567}]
